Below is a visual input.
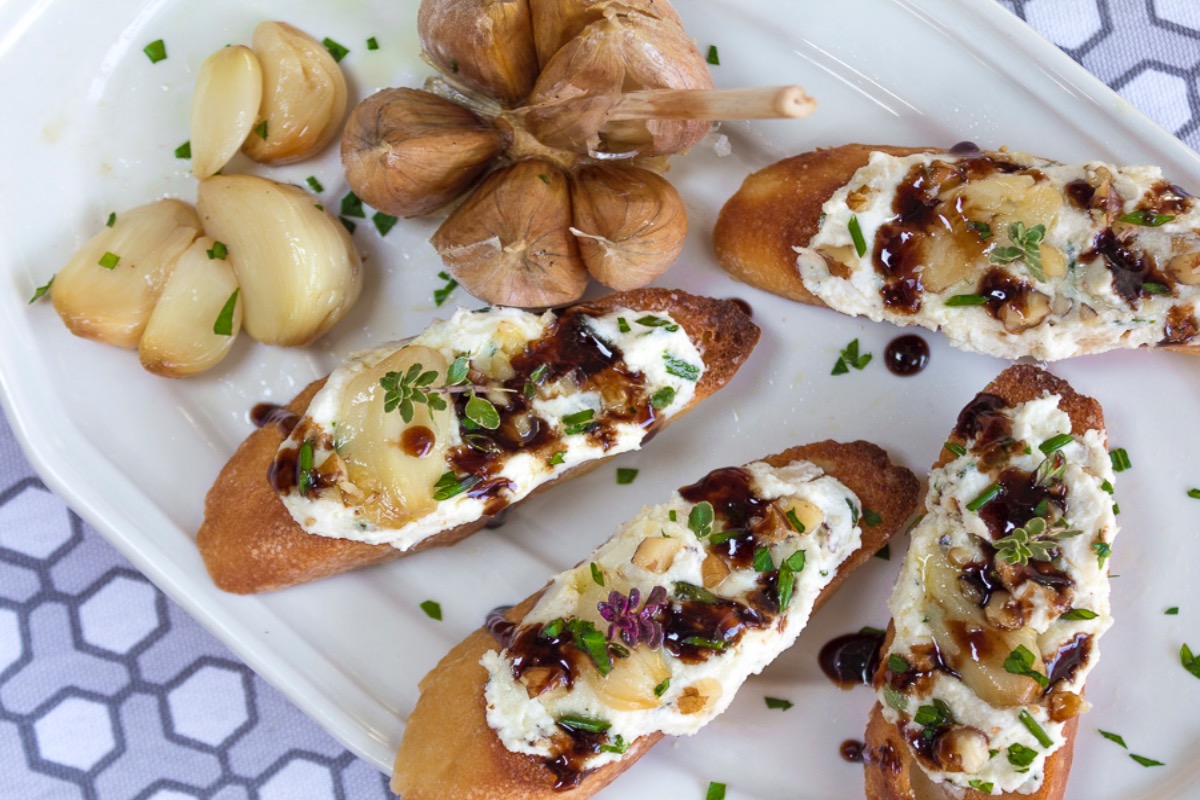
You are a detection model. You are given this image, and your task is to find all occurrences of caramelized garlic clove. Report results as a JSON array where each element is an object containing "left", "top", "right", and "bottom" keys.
[
  {"left": 417, "top": 0, "right": 539, "bottom": 107},
  {"left": 570, "top": 164, "right": 686, "bottom": 290},
  {"left": 241, "top": 22, "right": 347, "bottom": 164},
  {"left": 190, "top": 45, "right": 263, "bottom": 179},
  {"left": 138, "top": 237, "right": 241, "bottom": 377},
  {"left": 591, "top": 646, "right": 670, "bottom": 711},
  {"left": 341, "top": 88, "right": 505, "bottom": 218},
  {"left": 431, "top": 160, "right": 587, "bottom": 307},
  {"left": 335, "top": 345, "right": 454, "bottom": 528},
  {"left": 53, "top": 200, "right": 201, "bottom": 348},
  {"left": 196, "top": 174, "right": 361, "bottom": 346}
]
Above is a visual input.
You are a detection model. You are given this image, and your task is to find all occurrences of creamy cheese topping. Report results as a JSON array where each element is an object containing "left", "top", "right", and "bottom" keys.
[
  {"left": 273, "top": 305, "right": 705, "bottom": 549},
  {"left": 879, "top": 393, "right": 1117, "bottom": 795},
  {"left": 482, "top": 459, "right": 866, "bottom": 775},
  {"left": 796, "top": 150, "right": 1200, "bottom": 360}
]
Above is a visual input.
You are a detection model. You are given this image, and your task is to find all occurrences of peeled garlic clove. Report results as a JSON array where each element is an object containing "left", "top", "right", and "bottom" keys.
[
  {"left": 52, "top": 200, "right": 201, "bottom": 348},
  {"left": 432, "top": 160, "right": 588, "bottom": 307},
  {"left": 417, "top": 0, "right": 538, "bottom": 107},
  {"left": 138, "top": 237, "right": 241, "bottom": 377},
  {"left": 341, "top": 88, "right": 505, "bottom": 218},
  {"left": 531, "top": 0, "right": 683, "bottom": 68},
  {"left": 241, "top": 22, "right": 347, "bottom": 164},
  {"left": 335, "top": 345, "right": 454, "bottom": 528},
  {"left": 591, "top": 646, "right": 670, "bottom": 711},
  {"left": 190, "top": 45, "right": 263, "bottom": 179},
  {"left": 570, "top": 164, "right": 686, "bottom": 290},
  {"left": 197, "top": 174, "right": 361, "bottom": 346}
]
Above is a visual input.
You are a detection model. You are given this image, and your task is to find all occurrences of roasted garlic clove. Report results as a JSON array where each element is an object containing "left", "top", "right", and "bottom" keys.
[
  {"left": 241, "top": 22, "right": 347, "bottom": 164},
  {"left": 526, "top": 13, "right": 713, "bottom": 157},
  {"left": 531, "top": 0, "right": 684, "bottom": 68},
  {"left": 53, "top": 200, "right": 201, "bottom": 348},
  {"left": 591, "top": 645, "right": 669, "bottom": 711},
  {"left": 190, "top": 45, "right": 263, "bottom": 179},
  {"left": 569, "top": 164, "right": 686, "bottom": 290},
  {"left": 431, "top": 160, "right": 587, "bottom": 307},
  {"left": 335, "top": 345, "right": 455, "bottom": 528},
  {"left": 196, "top": 174, "right": 361, "bottom": 346},
  {"left": 701, "top": 553, "right": 730, "bottom": 589},
  {"left": 934, "top": 727, "right": 990, "bottom": 773},
  {"left": 781, "top": 498, "right": 824, "bottom": 534},
  {"left": 417, "top": 0, "right": 539, "bottom": 107},
  {"left": 631, "top": 536, "right": 683, "bottom": 573},
  {"left": 1168, "top": 251, "right": 1200, "bottom": 285},
  {"left": 138, "top": 237, "right": 241, "bottom": 377},
  {"left": 341, "top": 88, "right": 505, "bottom": 218}
]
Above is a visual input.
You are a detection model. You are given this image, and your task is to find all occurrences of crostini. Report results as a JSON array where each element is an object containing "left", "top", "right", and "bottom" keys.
[
  {"left": 714, "top": 143, "right": 1200, "bottom": 360},
  {"left": 393, "top": 440, "right": 920, "bottom": 799},
  {"left": 197, "top": 288, "right": 759, "bottom": 594},
  {"left": 862, "top": 365, "right": 1116, "bottom": 799}
]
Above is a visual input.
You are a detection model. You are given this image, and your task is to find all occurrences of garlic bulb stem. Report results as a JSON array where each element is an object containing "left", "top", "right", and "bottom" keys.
[{"left": 610, "top": 85, "right": 816, "bottom": 121}]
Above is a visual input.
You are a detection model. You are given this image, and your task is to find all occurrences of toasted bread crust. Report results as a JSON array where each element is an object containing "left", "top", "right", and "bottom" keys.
[
  {"left": 863, "top": 365, "right": 1102, "bottom": 800},
  {"left": 196, "top": 288, "right": 759, "bottom": 594},
  {"left": 392, "top": 440, "right": 920, "bottom": 800},
  {"left": 712, "top": 144, "right": 930, "bottom": 304}
]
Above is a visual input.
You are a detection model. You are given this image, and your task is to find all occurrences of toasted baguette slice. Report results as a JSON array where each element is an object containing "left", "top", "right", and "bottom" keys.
[
  {"left": 197, "top": 288, "right": 759, "bottom": 594},
  {"left": 714, "top": 143, "right": 1200, "bottom": 360},
  {"left": 863, "top": 365, "right": 1115, "bottom": 800},
  {"left": 393, "top": 440, "right": 920, "bottom": 799}
]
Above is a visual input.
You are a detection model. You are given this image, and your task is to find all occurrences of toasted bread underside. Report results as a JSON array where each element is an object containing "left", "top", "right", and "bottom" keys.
[
  {"left": 711, "top": 144, "right": 1200, "bottom": 358},
  {"left": 862, "top": 365, "right": 1104, "bottom": 800},
  {"left": 196, "top": 288, "right": 760, "bottom": 594},
  {"left": 392, "top": 440, "right": 921, "bottom": 800}
]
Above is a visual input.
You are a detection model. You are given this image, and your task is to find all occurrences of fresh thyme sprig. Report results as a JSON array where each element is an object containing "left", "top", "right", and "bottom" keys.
[
  {"left": 995, "top": 516, "right": 1081, "bottom": 566},
  {"left": 379, "top": 356, "right": 507, "bottom": 428},
  {"left": 990, "top": 221, "right": 1047, "bottom": 282}
]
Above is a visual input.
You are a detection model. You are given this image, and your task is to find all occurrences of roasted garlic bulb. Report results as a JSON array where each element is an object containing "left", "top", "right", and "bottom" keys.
[{"left": 344, "top": 0, "right": 791, "bottom": 308}]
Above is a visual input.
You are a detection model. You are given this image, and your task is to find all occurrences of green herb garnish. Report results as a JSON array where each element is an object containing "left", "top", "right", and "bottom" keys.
[
  {"left": 1118, "top": 210, "right": 1175, "bottom": 227},
  {"left": 968, "top": 780, "right": 994, "bottom": 793},
  {"left": 1167, "top": 607, "right": 1180, "bottom": 615},
  {"left": 590, "top": 562, "right": 605, "bottom": 586},
  {"left": 1034, "top": 450, "right": 1067, "bottom": 488},
  {"left": 1181, "top": 643, "right": 1200, "bottom": 679},
  {"left": 143, "top": 39, "right": 167, "bottom": 63},
  {"left": 967, "top": 219, "right": 993, "bottom": 240},
  {"left": 599, "top": 734, "right": 627, "bottom": 754},
  {"left": 1142, "top": 282, "right": 1171, "bottom": 295},
  {"left": 1019, "top": 710, "right": 1053, "bottom": 747},
  {"left": 887, "top": 654, "right": 910, "bottom": 674},
  {"left": 995, "top": 517, "right": 1081, "bottom": 565},
  {"left": 419, "top": 600, "right": 442, "bottom": 620},
  {"left": 654, "top": 677, "right": 670, "bottom": 697},
  {"left": 106, "top": 212, "right": 116, "bottom": 228},
  {"left": 1093, "top": 541, "right": 1111, "bottom": 568},
  {"left": 1130, "top": 754, "right": 1165, "bottom": 767},
  {"left": 381, "top": 363, "right": 444, "bottom": 422},
  {"left": 206, "top": 241, "right": 228, "bottom": 260},
  {"left": 848, "top": 215, "right": 867, "bottom": 257},
  {"left": 297, "top": 439, "right": 315, "bottom": 495},
  {"left": 1189, "top": 489, "right": 1200, "bottom": 500},
  {"left": 705, "top": 45, "right": 720, "bottom": 65},
  {"left": 689, "top": 501, "right": 714, "bottom": 538},
  {"left": 557, "top": 714, "right": 610, "bottom": 734},
  {"left": 706, "top": 782, "right": 726, "bottom": 800},
  {"left": 966, "top": 482, "right": 1001, "bottom": 512},
  {"left": 566, "top": 619, "right": 612, "bottom": 675},
  {"left": 674, "top": 582, "right": 719, "bottom": 604},
  {"left": 616, "top": 468, "right": 638, "bottom": 485},
  {"left": 635, "top": 314, "right": 680, "bottom": 332},
  {"left": 864, "top": 509, "right": 882, "bottom": 526},
  {"left": 990, "top": 221, "right": 1047, "bottom": 282},
  {"left": 945, "top": 294, "right": 989, "bottom": 307},
  {"left": 846, "top": 498, "right": 860, "bottom": 525},
  {"left": 341, "top": 191, "right": 365, "bottom": 218},
  {"left": 322, "top": 37, "right": 349, "bottom": 62},
  {"left": 28, "top": 276, "right": 54, "bottom": 304},
  {"left": 649, "top": 386, "right": 676, "bottom": 410},
  {"left": 752, "top": 547, "right": 774, "bottom": 572},
  {"left": 1062, "top": 607, "right": 1098, "bottom": 621},
  {"left": 663, "top": 354, "right": 700, "bottom": 381},
  {"left": 764, "top": 696, "right": 793, "bottom": 711},
  {"left": 883, "top": 685, "right": 907, "bottom": 712},
  {"left": 683, "top": 636, "right": 727, "bottom": 650},
  {"left": 944, "top": 441, "right": 967, "bottom": 457},
  {"left": 434, "top": 270, "right": 458, "bottom": 306},
  {"left": 1099, "top": 730, "right": 1127, "bottom": 748},
  {"left": 98, "top": 252, "right": 120, "bottom": 269},
  {"left": 563, "top": 408, "right": 597, "bottom": 435},
  {"left": 548, "top": 452, "right": 566, "bottom": 466},
  {"left": 832, "top": 338, "right": 872, "bottom": 375},
  {"left": 1040, "top": 433, "right": 1074, "bottom": 454},
  {"left": 339, "top": 216, "right": 356, "bottom": 234},
  {"left": 1004, "top": 645, "right": 1049, "bottom": 689},
  {"left": 213, "top": 289, "right": 239, "bottom": 336},
  {"left": 432, "top": 471, "right": 480, "bottom": 501},
  {"left": 253, "top": 120, "right": 268, "bottom": 140},
  {"left": 541, "top": 619, "right": 564, "bottom": 638},
  {"left": 175, "top": 140, "right": 191, "bottom": 159},
  {"left": 785, "top": 509, "right": 805, "bottom": 533},
  {"left": 913, "top": 698, "right": 954, "bottom": 730},
  {"left": 465, "top": 391, "right": 501, "bottom": 429},
  {"left": 874, "top": 543, "right": 891, "bottom": 561},
  {"left": 373, "top": 211, "right": 398, "bottom": 236},
  {"left": 1007, "top": 743, "right": 1038, "bottom": 768},
  {"left": 617, "top": 317, "right": 630, "bottom": 333},
  {"left": 366, "top": 36, "right": 379, "bottom": 51},
  {"left": 1110, "top": 447, "right": 1131, "bottom": 472}
]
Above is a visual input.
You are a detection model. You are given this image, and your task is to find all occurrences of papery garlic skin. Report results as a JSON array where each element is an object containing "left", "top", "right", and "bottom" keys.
[
  {"left": 197, "top": 174, "right": 361, "bottom": 347},
  {"left": 242, "top": 21, "right": 348, "bottom": 165},
  {"left": 417, "top": 0, "right": 539, "bottom": 108},
  {"left": 190, "top": 45, "right": 263, "bottom": 179},
  {"left": 138, "top": 236, "right": 242, "bottom": 377},
  {"left": 53, "top": 199, "right": 201, "bottom": 349}
]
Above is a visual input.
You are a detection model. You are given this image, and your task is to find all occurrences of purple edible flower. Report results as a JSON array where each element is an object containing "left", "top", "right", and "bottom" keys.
[{"left": 597, "top": 585, "right": 668, "bottom": 649}]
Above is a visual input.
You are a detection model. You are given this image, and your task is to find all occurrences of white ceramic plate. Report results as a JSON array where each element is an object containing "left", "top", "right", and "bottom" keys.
[{"left": 1, "top": 0, "right": 1198, "bottom": 797}]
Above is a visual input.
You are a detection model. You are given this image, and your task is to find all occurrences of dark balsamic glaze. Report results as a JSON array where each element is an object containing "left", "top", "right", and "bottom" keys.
[
  {"left": 884, "top": 334, "right": 930, "bottom": 376},
  {"left": 679, "top": 468, "right": 767, "bottom": 570},
  {"left": 977, "top": 467, "right": 1062, "bottom": 540},
  {"left": 486, "top": 606, "right": 517, "bottom": 648},
  {"left": 1064, "top": 179, "right": 1095, "bottom": 209},
  {"left": 948, "top": 141, "right": 981, "bottom": 156},
  {"left": 952, "top": 392, "right": 1008, "bottom": 441},
  {"left": 1047, "top": 633, "right": 1091, "bottom": 686},
  {"left": 1162, "top": 304, "right": 1199, "bottom": 345},
  {"left": 979, "top": 267, "right": 1032, "bottom": 321},
  {"left": 818, "top": 630, "right": 885, "bottom": 688},
  {"left": 546, "top": 727, "right": 610, "bottom": 790},
  {"left": 841, "top": 739, "right": 867, "bottom": 763},
  {"left": 662, "top": 597, "right": 764, "bottom": 664},
  {"left": 400, "top": 425, "right": 435, "bottom": 458},
  {"left": 250, "top": 402, "right": 299, "bottom": 434},
  {"left": 1085, "top": 228, "right": 1174, "bottom": 306}
]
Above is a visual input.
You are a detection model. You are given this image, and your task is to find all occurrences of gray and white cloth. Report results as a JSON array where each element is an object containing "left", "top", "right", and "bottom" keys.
[{"left": 3, "top": 3, "right": 1199, "bottom": 798}]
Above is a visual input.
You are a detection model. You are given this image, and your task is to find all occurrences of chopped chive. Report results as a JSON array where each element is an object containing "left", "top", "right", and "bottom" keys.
[
  {"left": 1093, "top": 541, "right": 1111, "bottom": 567},
  {"left": 212, "top": 289, "right": 239, "bottom": 336},
  {"left": 669, "top": 510, "right": 677, "bottom": 522},
  {"left": 1166, "top": 607, "right": 1180, "bottom": 615},
  {"left": 674, "top": 582, "right": 719, "bottom": 604},
  {"left": 967, "top": 482, "right": 1001, "bottom": 512},
  {"left": 785, "top": 509, "right": 805, "bottom": 533},
  {"left": 537, "top": 173, "right": 550, "bottom": 185},
  {"left": 432, "top": 471, "right": 479, "bottom": 501},
  {"left": 174, "top": 140, "right": 191, "bottom": 159},
  {"left": 1019, "top": 710, "right": 1053, "bottom": 748},
  {"left": 683, "top": 636, "right": 727, "bottom": 650},
  {"left": 590, "top": 562, "right": 605, "bottom": 586},
  {"left": 663, "top": 354, "right": 700, "bottom": 381},
  {"left": 1118, "top": 210, "right": 1175, "bottom": 227},
  {"left": 28, "top": 275, "right": 54, "bottom": 304},
  {"left": 1142, "top": 282, "right": 1171, "bottom": 295},
  {"left": 1040, "top": 434, "right": 1074, "bottom": 454},
  {"left": 654, "top": 677, "right": 670, "bottom": 697},
  {"left": 372, "top": 211, "right": 398, "bottom": 236},
  {"left": 616, "top": 468, "right": 638, "bottom": 485},
  {"left": 1061, "top": 607, "right": 1098, "bottom": 620},
  {"left": 848, "top": 214, "right": 867, "bottom": 258},
  {"left": 434, "top": 271, "right": 458, "bottom": 306},
  {"left": 945, "top": 294, "right": 989, "bottom": 307},
  {"left": 1110, "top": 448, "right": 1131, "bottom": 472},
  {"left": 366, "top": 36, "right": 379, "bottom": 50},
  {"left": 1188, "top": 489, "right": 1200, "bottom": 500},
  {"left": 206, "top": 241, "right": 228, "bottom": 260},
  {"left": 967, "top": 219, "right": 993, "bottom": 240},
  {"left": 706, "top": 782, "right": 726, "bottom": 800},
  {"left": 887, "top": 654, "right": 910, "bottom": 674},
  {"left": 846, "top": 498, "right": 860, "bottom": 525},
  {"left": 98, "top": 252, "right": 120, "bottom": 269},
  {"left": 1004, "top": 646, "right": 1049, "bottom": 688},
  {"left": 105, "top": 212, "right": 116, "bottom": 228},
  {"left": 143, "top": 39, "right": 167, "bottom": 63},
  {"left": 419, "top": 600, "right": 442, "bottom": 620},
  {"left": 705, "top": 45, "right": 720, "bottom": 65},
  {"left": 599, "top": 734, "right": 627, "bottom": 754},
  {"left": 883, "top": 685, "right": 907, "bottom": 712},
  {"left": 617, "top": 317, "right": 630, "bottom": 333},
  {"left": 968, "top": 780, "right": 994, "bottom": 793},
  {"left": 306, "top": 176, "right": 324, "bottom": 193},
  {"left": 1181, "top": 643, "right": 1200, "bottom": 679},
  {"left": 1007, "top": 743, "right": 1037, "bottom": 768},
  {"left": 548, "top": 451, "right": 565, "bottom": 466},
  {"left": 764, "top": 696, "right": 793, "bottom": 711},
  {"left": 944, "top": 441, "right": 967, "bottom": 457},
  {"left": 1098, "top": 730, "right": 1127, "bottom": 748},
  {"left": 322, "top": 37, "right": 349, "bottom": 62},
  {"left": 557, "top": 714, "right": 610, "bottom": 734},
  {"left": 297, "top": 440, "right": 314, "bottom": 494},
  {"left": 253, "top": 120, "right": 268, "bottom": 140},
  {"left": 1130, "top": 754, "right": 1165, "bottom": 767}
]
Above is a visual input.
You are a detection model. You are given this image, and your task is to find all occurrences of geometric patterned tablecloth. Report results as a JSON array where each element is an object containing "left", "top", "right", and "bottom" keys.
[{"left": 3, "top": 2, "right": 1199, "bottom": 798}]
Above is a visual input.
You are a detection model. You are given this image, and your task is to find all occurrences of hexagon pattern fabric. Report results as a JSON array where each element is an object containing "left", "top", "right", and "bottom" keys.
[{"left": 3, "top": 3, "right": 1200, "bottom": 798}]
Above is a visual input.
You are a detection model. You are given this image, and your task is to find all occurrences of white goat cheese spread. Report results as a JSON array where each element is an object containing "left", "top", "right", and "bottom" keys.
[
  {"left": 796, "top": 149, "right": 1200, "bottom": 360},
  {"left": 274, "top": 305, "right": 704, "bottom": 550},
  {"left": 879, "top": 392, "right": 1117, "bottom": 795},
  {"left": 482, "top": 458, "right": 866, "bottom": 772}
]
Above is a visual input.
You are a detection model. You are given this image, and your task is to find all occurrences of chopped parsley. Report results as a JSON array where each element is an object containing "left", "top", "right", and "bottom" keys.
[
  {"left": 143, "top": 39, "right": 167, "bottom": 63},
  {"left": 373, "top": 211, "right": 398, "bottom": 236},
  {"left": 848, "top": 215, "right": 867, "bottom": 257},
  {"left": 831, "top": 338, "right": 872, "bottom": 375},
  {"left": 654, "top": 677, "right": 670, "bottom": 697},
  {"left": 419, "top": 600, "right": 442, "bottom": 620},
  {"left": 213, "top": 289, "right": 239, "bottom": 336},
  {"left": 705, "top": 45, "right": 720, "bottom": 65},
  {"left": 913, "top": 698, "right": 954, "bottom": 730},
  {"left": 883, "top": 685, "right": 907, "bottom": 712},
  {"left": 590, "top": 562, "right": 605, "bottom": 586},
  {"left": 1007, "top": 742, "right": 1038, "bottom": 768},
  {"left": 306, "top": 176, "right": 324, "bottom": 193},
  {"left": 1093, "top": 541, "right": 1112, "bottom": 567},
  {"left": 548, "top": 451, "right": 565, "bottom": 466},
  {"left": 1118, "top": 209, "right": 1175, "bottom": 227},
  {"left": 341, "top": 191, "right": 366, "bottom": 219},
  {"left": 663, "top": 354, "right": 700, "bottom": 381},
  {"left": 617, "top": 317, "right": 630, "bottom": 333},
  {"left": 1004, "top": 645, "right": 1049, "bottom": 688},
  {"left": 863, "top": 508, "right": 882, "bottom": 526},
  {"left": 944, "top": 441, "right": 967, "bottom": 457},
  {"left": 106, "top": 212, "right": 116, "bottom": 228},
  {"left": 567, "top": 619, "right": 612, "bottom": 675},
  {"left": 322, "top": 37, "right": 349, "bottom": 62},
  {"left": 1166, "top": 607, "right": 1180, "bottom": 615},
  {"left": 764, "top": 696, "right": 793, "bottom": 711},
  {"left": 887, "top": 654, "right": 910, "bottom": 674},
  {"left": 253, "top": 120, "right": 268, "bottom": 140},
  {"left": 967, "top": 219, "right": 993, "bottom": 240},
  {"left": 433, "top": 271, "right": 458, "bottom": 306},
  {"left": 1130, "top": 754, "right": 1165, "bottom": 767},
  {"left": 945, "top": 293, "right": 988, "bottom": 307},
  {"left": 206, "top": 241, "right": 228, "bottom": 260},
  {"left": 174, "top": 140, "right": 191, "bottom": 159},
  {"left": 674, "top": 582, "right": 719, "bottom": 604},
  {"left": 650, "top": 386, "right": 676, "bottom": 409},
  {"left": 874, "top": 543, "right": 891, "bottom": 561},
  {"left": 1110, "top": 447, "right": 1131, "bottom": 472},
  {"left": 752, "top": 546, "right": 774, "bottom": 572},
  {"left": 990, "top": 221, "right": 1047, "bottom": 282},
  {"left": 635, "top": 314, "right": 680, "bottom": 332},
  {"left": 366, "top": 36, "right": 379, "bottom": 51},
  {"left": 616, "top": 467, "right": 638, "bottom": 485},
  {"left": 706, "top": 782, "right": 726, "bottom": 800},
  {"left": 28, "top": 276, "right": 54, "bottom": 304},
  {"left": 688, "top": 501, "right": 714, "bottom": 538},
  {"left": 98, "top": 252, "right": 120, "bottom": 269},
  {"left": 1098, "top": 730, "right": 1128, "bottom": 748},
  {"left": 1181, "top": 643, "right": 1200, "bottom": 679},
  {"left": 432, "top": 471, "right": 480, "bottom": 501},
  {"left": 563, "top": 408, "right": 597, "bottom": 435}
]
